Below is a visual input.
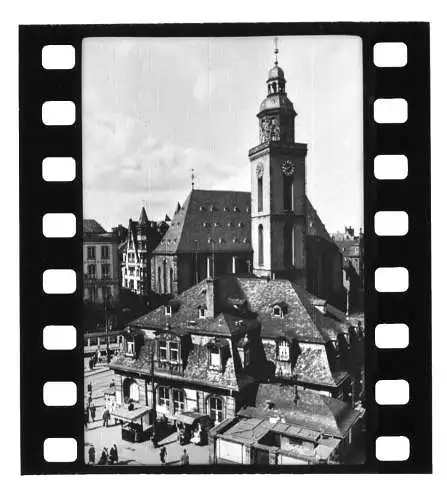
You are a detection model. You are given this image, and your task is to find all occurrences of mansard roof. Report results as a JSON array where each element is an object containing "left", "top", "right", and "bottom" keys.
[
  {"left": 153, "top": 189, "right": 252, "bottom": 255},
  {"left": 131, "top": 275, "right": 348, "bottom": 344},
  {"left": 109, "top": 328, "right": 256, "bottom": 391}
]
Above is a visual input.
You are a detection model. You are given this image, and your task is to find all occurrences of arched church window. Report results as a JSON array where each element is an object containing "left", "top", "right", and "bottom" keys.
[
  {"left": 283, "top": 174, "right": 293, "bottom": 210},
  {"left": 170, "top": 268, "right": 174, "bottom": 294},
  {"left": 162, "top": 260, "right": 167, "bottom": 294},
  {"left": 157, "top": 267, "right": 161, "bottom": 294},
  {"left": 258, "top": 176, "right": 263, "bottom": 212},
  {"left": 258, "top": 225, "right": 264, "bottom": 266}
]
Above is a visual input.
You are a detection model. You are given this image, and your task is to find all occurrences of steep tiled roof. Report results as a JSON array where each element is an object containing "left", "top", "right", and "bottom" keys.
[
  {"left": 240, "top": 383, "right": 362, "bottom": 438},
  {"left": 83, "top": 219, "right": 106, "bottom": 234},
  {"left": 139, "top": 206, "right": 149, "bottom": 225},
  {"left": 153, "top": 190, "right": 338, "bottom": 260},
  {"left": 153, "top": 189, "right": 251, "bottom": 255},
  {"left": 306, "top": 198, "right": 333, "bottom": 243}
]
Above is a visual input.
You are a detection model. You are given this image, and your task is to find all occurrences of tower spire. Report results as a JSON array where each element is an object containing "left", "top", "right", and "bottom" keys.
[
  {"left": 274, "top": 37, "right": 279, "bottom": 66},
  {"left": 191, "top": 168, "right": 195, "bottom": 191}
]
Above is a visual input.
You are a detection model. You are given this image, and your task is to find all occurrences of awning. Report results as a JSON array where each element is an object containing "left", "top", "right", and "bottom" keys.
[
  {"left": 175, "top": 411, "right": 211, "bottom": 426},
  {"left": 111, "top": 405, "right": 150, "bottom": 423}
]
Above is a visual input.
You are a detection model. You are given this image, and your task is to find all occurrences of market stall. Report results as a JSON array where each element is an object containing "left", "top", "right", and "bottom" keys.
[{"left": 111, "top": 405, "right": 154, "bottom": 443}]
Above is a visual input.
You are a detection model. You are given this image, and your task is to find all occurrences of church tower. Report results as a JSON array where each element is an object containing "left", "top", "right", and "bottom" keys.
[{"left": 249, "top": 43, "right": 308, "bottom": 286}]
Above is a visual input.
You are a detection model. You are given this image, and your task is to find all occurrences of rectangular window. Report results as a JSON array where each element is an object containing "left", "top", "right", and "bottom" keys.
[
  {"left": 210, "top": 396, "right": 223, "bottom": 423},
  {"left": 101, "top": 245, "right": 110, "bottom": 260},
  {"left": 102, "top": 263, "right": 110, "bottom": 278},
  {"left": 87, "top": 246, "right": 96, "bottom": 260},
  {"left": 158, "top": 386, "right": 170, "bottom": 407},
  {"left": 159, "top": 340, "right": 167, "bottom": 361},
  {"left": 170, "top": 342, "right": 179, "bottom": 362},
  {"left": 210, "top": 344, "right": 221, "bottom": 368},
  {"left": 126, "top": 341, "right": 134, "bottom": 354},
  {"left": 283, "top": 175, "right": 293, "bottom": 211},
  {"left": 257, "top": 176, "right": 263, "bottom": 212},
  {"left": 88, "top": 264, "right": 96, "bottom": 278},
  {"left": 173, "top": 389, "right": 185, "bottom": 414}
]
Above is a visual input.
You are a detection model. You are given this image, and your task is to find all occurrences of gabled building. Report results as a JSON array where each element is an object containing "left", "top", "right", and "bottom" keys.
[{"left": 121, "top": 207, "right": 169, "bottom": 295}]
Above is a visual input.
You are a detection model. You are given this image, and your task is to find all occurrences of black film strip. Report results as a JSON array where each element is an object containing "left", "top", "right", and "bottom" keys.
[{"left": 19, "top": 22, "right": 431, "bottom": 474}]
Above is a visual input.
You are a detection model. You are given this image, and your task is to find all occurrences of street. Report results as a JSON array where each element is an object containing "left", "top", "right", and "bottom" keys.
[{"left": 84, "top": 366, "right": 210, "bottom": 466}]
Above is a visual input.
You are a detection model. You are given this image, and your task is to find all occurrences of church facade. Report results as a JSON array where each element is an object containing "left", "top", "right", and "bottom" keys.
[{"left": 150, "top": 58, "right": 345, "bottom": 309}]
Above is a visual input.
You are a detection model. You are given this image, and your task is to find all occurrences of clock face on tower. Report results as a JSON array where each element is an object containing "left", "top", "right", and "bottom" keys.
[{"left": 281, "top": 159, "right": 296, "bottom": 176}]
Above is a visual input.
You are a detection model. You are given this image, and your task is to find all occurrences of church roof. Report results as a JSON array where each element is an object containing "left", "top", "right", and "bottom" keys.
[
  {"left": 153, "top": 189, "right": 336, "bottom": 257},
  {"left": 153, "top": 189, "right": 251, "bottom": 255}
]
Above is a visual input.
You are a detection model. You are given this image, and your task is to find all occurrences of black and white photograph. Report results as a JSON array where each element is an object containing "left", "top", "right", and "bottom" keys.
[{"left": 82, "top": 35, "right": 366, "bottom": 467}]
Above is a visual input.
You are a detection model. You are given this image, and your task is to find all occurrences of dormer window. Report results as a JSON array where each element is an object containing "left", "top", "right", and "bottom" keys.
[
  {"left": 126, "top": 340, "right": 135, "bottom": 356},
  {"left": 277, "top": 339, "right": 290, "bottom": 362},
  {"left": 209, "top": 344, "right": 221, "bottom": 368},
  {"left": 198, "top": 306, "right": 206, "bottom": 319},
  {"left": 165, "top": 305, "right": 172, "bottom": 316},
  {"left": 273, "top": 305, "right": 282, "bottom": 317},
  {"left": 158, "top": 338, "right": 180, "bottom": 363},
  {"left": 272, "top": 302, "right": 288, "bottom": 318}
]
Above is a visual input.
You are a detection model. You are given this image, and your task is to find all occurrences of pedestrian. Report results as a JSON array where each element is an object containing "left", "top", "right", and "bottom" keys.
[
  {"left": 88, "top": 445, "right": 95, "bottom": 464},
  {"left": 102, "top": 408, "right": 111, "bottom": 427},
  {"left": 180, "top": 449, "right": 190, "bottom": 465},
  {"left": 84, "top": 408, "right": 89, "bottom": 428},
  {"left": 109, "top": 444, "right": 118, "bottom": 464},
  {"left": 88, "top": 394, "right": 93, "bottom": 408},
  {"left": 87, "top": 381, "right": 92, "bottom": 394},
  {"left": 88, "top": 357, "right": 93, "bottom": 371},
  {"left": 159, "top": 445, "right": 167, "bottom": 465},
  {"left": 99, "top": 447, "right": 108, "bottom": 465},
  {"left": 90, "top": 405, "right": 96, "bottom": 422}
]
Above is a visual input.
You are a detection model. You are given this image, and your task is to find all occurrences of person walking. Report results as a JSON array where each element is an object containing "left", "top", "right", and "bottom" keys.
[
  {"left": 159, "top": 445, "right": 167, "bottom": 465},
  {"left": 87, "top": 394, "right": 93, "bottom": 408},
  {"left": 109, "top": 444, "right": 118, "bottom": 464},
  {"left": 102, "top": 408, "right": 111, "bottom": 427},
  {"left": 88, "top": 445, "right": 95, "bottom": 464},
  {"left": 87, "top": 381, "right": 92, "bottom": 394},
  {"left": 180, "top": 449, "right": 190, "bottom": 465},
  {"left": 84, "top": 408, "right": 89, "bottom": 428},
  {"left": 99, "top": 447, "right": 108, "bottom": 465},
  {"left": 90, "top": 405, "right": 96, "bottom": 422}
]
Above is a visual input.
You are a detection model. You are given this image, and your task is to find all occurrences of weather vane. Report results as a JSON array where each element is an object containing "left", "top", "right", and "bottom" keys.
[{"left": 274, "top": 37, "right": 279, "bottom": 66}]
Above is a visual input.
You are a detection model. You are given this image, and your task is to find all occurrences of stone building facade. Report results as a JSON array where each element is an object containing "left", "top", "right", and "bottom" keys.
[{"left": 83, "top": 219, "right": 120, "bottom": 304}]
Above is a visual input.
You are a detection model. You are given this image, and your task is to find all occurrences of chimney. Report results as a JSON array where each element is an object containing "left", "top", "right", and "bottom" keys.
[{"left": 205, "top": 278, "right": 216, "bottom": 318}]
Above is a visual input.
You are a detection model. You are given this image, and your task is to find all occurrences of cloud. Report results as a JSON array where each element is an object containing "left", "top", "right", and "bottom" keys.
[
  {"left": 83, "top": 111, "right": 243, "bottom": 225},
  {"left": 192, "top": 68, "right": 230, "bottom": 102}
]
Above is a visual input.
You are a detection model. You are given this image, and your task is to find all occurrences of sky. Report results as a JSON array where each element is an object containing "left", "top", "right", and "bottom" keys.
[{"left": 82, "top": 36, "right": 363, "bottom": 233}]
